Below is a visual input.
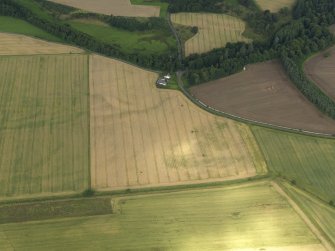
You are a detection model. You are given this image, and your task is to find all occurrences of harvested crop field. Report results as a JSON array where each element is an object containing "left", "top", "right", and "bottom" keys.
[
  {"left": 0, "top": 182, "right": 325, "bottom": 250},
  {"left": 190, "top": 60, "right": 335, "bottom": 134},
  {"left": 90, "top": 55, "right": 267, "bottom": 191},
  {"left": 304, "top": 45, "right": 335, "bottom": 100},
  {"left": 0, "top": 54, "right": 89, "bottom": 200},
  {"left": 255, "top": 0, "right": 296, "bottom": 12},
  {"left": 49, "top": 0, "right": 160, "bottom": 17},
  {"left": 171, "top": 13, "right": 250, "bottom": 56},
  {"left": 0, "top": 33, "right": 82, "bottom": 55}
]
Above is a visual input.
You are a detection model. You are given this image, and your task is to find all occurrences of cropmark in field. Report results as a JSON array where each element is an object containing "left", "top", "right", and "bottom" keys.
[
  {"left": 89, "top": 55, "right": 267, "bottom": 191},
  {"left": 171, "top": 13, "right": 250, "bottom": 56},
  {"left": 0, "top": 34, "right": 89, "bottom": 200},
  {"left": 0, "top": 182, "right": 326, "bottom": 250},
  {"left": 49, "top": 0, "right": 160, "bottom": 17}
]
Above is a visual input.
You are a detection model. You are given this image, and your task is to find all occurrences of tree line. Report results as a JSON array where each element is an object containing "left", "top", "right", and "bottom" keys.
[
  {"left": 0, "top": 0, "right": 177, "bottom": 71},
  {"left": 279, "top": 0, "right": 335, "bottom": 118},
  {"left": 69, "top": 12, "right": 170, "bottom": 32}
]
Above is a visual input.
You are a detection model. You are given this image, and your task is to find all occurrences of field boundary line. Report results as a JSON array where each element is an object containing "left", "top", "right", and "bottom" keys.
[
  {"left": 271, "top": 181, "right": 334, "bottom": 251},
  {"left": 109, "top": 179, "right": 271, "bottom": 200},
  {"left": 176, "top": 72, "right": 335, "bottom": 139},
  {"left": 95, "top": 174, "right": 269, "bottom": 194},
  {"left": 0, "top": 175, "right": 270, "bottom": 205},
  {"left": 87, "top": 54, "right": 91, "bottom": 190}
]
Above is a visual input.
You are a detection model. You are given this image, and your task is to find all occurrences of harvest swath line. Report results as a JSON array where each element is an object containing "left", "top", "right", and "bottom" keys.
[
  {"left": 90, "top": 55, "right": 267, "bottom": 191},
  {"left": 0, "top": 54, "right": 89, "bottom": 200},
  {"left": 171, "top": 13, "right": 250, "bottom": 56}
]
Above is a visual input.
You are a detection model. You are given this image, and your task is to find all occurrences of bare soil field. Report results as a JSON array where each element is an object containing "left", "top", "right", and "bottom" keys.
[
  {"left": 89, "top": 55, "right": 267, "bottom": 191},
  {"left": 49, "top": 0, "right": 160, "bottom": 17},
  {"left": 171, "top": 13, "right": 249, "bottom": 56},
  {"left": 304, "top": 45, "right": 335, "bottom": 100},
  {"left": 0, "top": 33, "right": 82, "bottom": 55},
  {"left": 190, "top": 60, "right": 335, "bottom": 134},
  {"left": 255, "top": 0, "right": 296, "bottom": 12}
]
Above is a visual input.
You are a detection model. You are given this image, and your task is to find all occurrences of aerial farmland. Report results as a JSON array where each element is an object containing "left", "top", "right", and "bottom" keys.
[{"left": 0, "top": 0, "right": 335, "bottom": 250}]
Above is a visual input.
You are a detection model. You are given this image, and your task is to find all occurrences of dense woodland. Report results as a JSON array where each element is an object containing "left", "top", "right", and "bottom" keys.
[{"left": 179, "top": 0, "right": 335, "bottom": 118}]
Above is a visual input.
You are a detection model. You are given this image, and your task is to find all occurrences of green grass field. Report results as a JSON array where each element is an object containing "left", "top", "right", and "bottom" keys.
[
  {"left": 0, "top": 182, "right": 321, "bottom": 250},
  {"left": 255, "top": 0, "right": 296, "bottom": 12},
  {"left": 282, "top": 182, "right": 335, "bottom": 247},
  {"left": 130, "top": 0, "right": 168, "bottom": 18},
  {"left": 0, "top": 16, "right": 62, "bottom": 42},
  {"left": 68, "top": 20, "right": 176, "bottom": 55},
  {"left": 0, "top": 54, "right": 89, "bottom": 200},
  {"left": 252, "top": 126, "right": 335, "bottom": 203}
]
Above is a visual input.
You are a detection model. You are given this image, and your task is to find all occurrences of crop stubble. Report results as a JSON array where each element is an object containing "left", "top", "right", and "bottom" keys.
[
  {"left": 49, "top": 0, "right": 160, "bottom": 17},
  {"left": 171, "top": 13, "right": 249, "bottom": 56},
  {"left": 0, "top": 33, "right": 82, "bottom": 55},
  {"left": 0, "top": 54, "right": 89, "bottom": 199},
  {"left": 89, "top": 55, "right": 266, "bottom": 191}
]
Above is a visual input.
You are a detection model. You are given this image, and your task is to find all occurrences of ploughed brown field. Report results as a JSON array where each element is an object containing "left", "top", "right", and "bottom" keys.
[
  {"left": 190, "top": 60, "right": 335, "bottom": 134},
  {"left": 304, "top": 45, "right": 335, "bottom": 100}
]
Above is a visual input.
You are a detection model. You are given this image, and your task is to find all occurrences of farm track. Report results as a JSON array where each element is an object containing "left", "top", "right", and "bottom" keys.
[
  {"left": 272, "top": 182, "right": 333, "bottom": 251},
  {"left": 171, "top": 13, "right": 249, "bottom": 56},
  {"left": 89, "top": 54, "right": 266, "bottom": 191}
]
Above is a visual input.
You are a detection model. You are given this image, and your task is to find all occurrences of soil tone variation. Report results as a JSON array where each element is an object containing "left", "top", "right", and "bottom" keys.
[{"left": 190, "top": 60, "right": 335, "bottom": 134}]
